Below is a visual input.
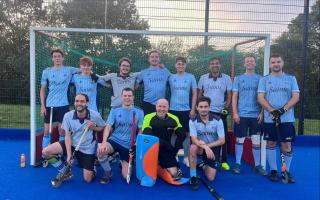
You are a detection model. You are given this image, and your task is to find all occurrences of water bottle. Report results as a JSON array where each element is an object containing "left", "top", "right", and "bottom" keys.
[{"left": 20, "top": 153, "right": 26, "bottom": 168}]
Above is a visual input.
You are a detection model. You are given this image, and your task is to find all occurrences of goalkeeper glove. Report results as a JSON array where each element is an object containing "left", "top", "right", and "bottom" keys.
[{"left": 270, "top": 107, "right": 286, "bottom": 119}]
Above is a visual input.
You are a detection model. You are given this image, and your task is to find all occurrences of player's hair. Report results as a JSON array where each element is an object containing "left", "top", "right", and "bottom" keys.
[
  {"left": 121, "top": 87, "right": 134, "bottom": 95},
  {"left": 51, "top": 48, "right": 64, "bottom": 57},
  {"left": 148, "top": 49, "right": 161, "bottom": 57},
  {"left": 209, "top": 57, "right": 221, "bottom": 64},
  {"left": 76, "top": 93, "right": 89, "bottom": 102},
  {"left": 176, "top": 56, "right": 186, "bottom": 63},
  {"left": 196, "top": 96, "right": 211, "bottom": 107},
  {"left": 118, "top": 57, "right": 132, "bottom": 67},
  {"left": 80, "top": 56, "right": 93, "bottom": 66},
  {"left": 269, "top": 53, "right": 283, "bottom": 60},
  {"left": 244, "top": 55, "right": 256, "bottom": 61}
]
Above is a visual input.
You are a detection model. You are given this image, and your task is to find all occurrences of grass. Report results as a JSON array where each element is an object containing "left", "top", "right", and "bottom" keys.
[{"left": 0, "top": 104, "right": 319, "bottom": 135}]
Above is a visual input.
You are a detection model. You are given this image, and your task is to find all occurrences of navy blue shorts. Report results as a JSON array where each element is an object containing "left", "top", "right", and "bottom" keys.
[
  {"left": 234, "top": 117, "right": 262, "bottom": 137},
  {"left": 169, "top": 110, "right": 190, "bottom": 132},
  {"left": 263, "top": 122, "right": 295, "bottom": 142},
  {"left": 202, "top": 146, "right": 220, "bottom": 169},
  {"left": 59, "top": 141, "right": 95, "bottom": 171},
  {"left": 142, "top": 101, "right": 156, "bottom": 116},
  {"left": 44, "top": 105, "right": 69, "bottom": 124},
  {"left": 108, "top": 139, "right": 130, "bottom": 162}
]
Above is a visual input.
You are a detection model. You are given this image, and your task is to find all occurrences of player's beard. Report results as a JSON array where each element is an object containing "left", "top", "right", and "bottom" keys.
[{"left": 76, "top": 105, "right": 87, "bottom": 113}]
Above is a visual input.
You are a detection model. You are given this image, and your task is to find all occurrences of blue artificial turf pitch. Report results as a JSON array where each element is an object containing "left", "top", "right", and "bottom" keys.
[{"left": 0, "top": 130, "right": 319, "bottom": 200}]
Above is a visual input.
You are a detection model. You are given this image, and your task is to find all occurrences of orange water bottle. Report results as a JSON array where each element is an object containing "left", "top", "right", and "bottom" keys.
[{"left": 20, "top": 153, "right": 26, "bottom": 168}]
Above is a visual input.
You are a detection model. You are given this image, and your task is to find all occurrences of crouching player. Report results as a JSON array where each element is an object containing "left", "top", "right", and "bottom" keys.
[
  {"left": 42, "top": 93, "right": 106, "bottom": 184},
  {"left": 142, "top": 98, "right": 186, "bottom": 180},
  {"left": 97, "top": 88, "right": 144, "bottom": 184},
  {"left": 189, "top": 96, "right": 225, "bottom": 190}
]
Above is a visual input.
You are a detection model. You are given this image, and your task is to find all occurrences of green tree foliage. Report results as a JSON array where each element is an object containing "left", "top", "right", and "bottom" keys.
[
  {"left": 271, "top": 0, "right": 319, "bottom": 118},
  {"left": 0, "top": 0, "right": 150, "bottom": 104}
]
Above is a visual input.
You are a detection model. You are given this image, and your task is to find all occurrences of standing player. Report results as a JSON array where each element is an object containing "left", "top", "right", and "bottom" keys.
[
  {"left": 136, "top": 50, "right": 171, "bottom": 115},
  {"left": 168, "top": 57, "right": 197, "bottom": 166},
  {"left": 97, "top": 88, "right": 144, "bottom": 184},
  {"left": 258, "top": 54, "right": 299, "bottom": 183},
  {"left": 72, "top": 56, "right": 106, "bottom": 112},
  {"left": 189, "top": 96, "right": 225, "bottom": 190},
  {"left": 232, "top": 55, "right": 267, "bottom": 175},
  {"left": 99, "top": 57, "right": 139, "bottom": 109},
  {"left": 142, "top": 99, "right": 186, "bottom": 180},
  {"left": 198, "top": 57, "right": 232, "bottom": 170},
  {"left": 42, "top": 93, "right": 106, "bottom": 183},
  {"left": 40, "top": 49, "right": 79, "bottom": 148}
]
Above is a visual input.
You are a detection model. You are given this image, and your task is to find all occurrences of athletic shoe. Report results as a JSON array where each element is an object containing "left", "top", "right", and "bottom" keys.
[
  {"left": 183, "top": 157, "right": 190, "bottom": 167},
  {"left": 287, "top": 172, "right": 296, "bottom": 183},
  {"left": 172, "top": 169, "right": 183, "bottom": 181},
  {"left": 100, "top": 170, "right": 113, "bottom": 184},
  {"left": 221, "top": 162, "right": 230, "bottom": 170},
  {"left": 268, "top": 170, "right": 279, "bottom": 182},
  {"left": 232, "top": 163, "right": 241, "bottom": 174},
  {"left": 254, "top": 165, "right": 267, "bottom": 176},
  {"left": 190, "top": 176, "right": 199, "bottom": 191}
]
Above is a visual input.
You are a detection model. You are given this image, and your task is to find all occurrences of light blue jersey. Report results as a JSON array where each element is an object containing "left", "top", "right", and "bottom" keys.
[
  {"left": 61, "top": 109, "right": 106, "bottom": 155},
  {"left": 258, "top": 73, "right": 299, "bottom": 123},
  {"left": 41, "top": 66, "right": 78, "bottom": 107},
  {"left": 198, "top": 73, "right": 232, "bottom": 112},
  {"left": 189, "top": 114, "right": 225, "bottom": 144},
  {"left": 137, "top": 67, "right": 170, "bottom": 105},
  {"left": 233, "top": 73, "right": 262, "bottom": 118},
  {"left": 71, "top": 74, "right": 106, "bottom": 112},
  {"left": 99, "top": 72, "right": 139, "bottom": 108},
  {"left": 107, "top": 106, "right": 144, "bottom": 149},
  {"left": 169, "top": 73, "right": 197, "bottom": 111}
]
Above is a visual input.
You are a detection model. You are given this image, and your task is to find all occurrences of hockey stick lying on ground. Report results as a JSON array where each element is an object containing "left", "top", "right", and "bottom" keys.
[
  {"left": 197, "top": 176, "right": 224, "bottom": 200},
  {"left": 275, "top": 119, "right": 289, "bottom": 184},
  {"left": 51, "top": 126, "right": 89, "bottom": 188},
  {"left": 127, "top": 111, "right": 136, "bottom": 184}
]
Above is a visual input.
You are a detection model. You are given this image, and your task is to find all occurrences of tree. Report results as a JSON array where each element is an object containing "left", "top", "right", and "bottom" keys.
[{"left": 271, "top": 0, "right": 319, "bottom": 118}]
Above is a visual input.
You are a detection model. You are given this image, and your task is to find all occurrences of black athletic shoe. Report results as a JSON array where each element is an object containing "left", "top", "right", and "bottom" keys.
[
  {"left": 269, "top": 170, "right": 279, "bottom": 182},
  {"left": 287, "top": 172, "right": 296, "bottom": 183},
  {"left": 190, "top": 176, "right": 199, "bottom": 191}
]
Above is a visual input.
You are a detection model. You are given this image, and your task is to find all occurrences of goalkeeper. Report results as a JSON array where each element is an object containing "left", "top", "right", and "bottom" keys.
[{"left": 258, "top": 54, "right": 299, "bottom": 183}]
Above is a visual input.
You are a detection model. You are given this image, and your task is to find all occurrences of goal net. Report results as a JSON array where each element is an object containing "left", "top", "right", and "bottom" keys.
[{"left": 30, "top": 27, "right": 270, "bottom": 166}]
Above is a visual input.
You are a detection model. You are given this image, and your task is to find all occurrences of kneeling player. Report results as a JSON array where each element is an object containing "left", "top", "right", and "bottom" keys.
[
  {"left": 189, "top": 96, "right": 225, "bottom": 190},
  {"left": 142, "top": 98, "right": 186, "bottom": 180},
  {"left": 42, "top": 93, "right": 106, "bottom": 184},
  {"left": 97, "top": 88, "right": 144, "bottom": 184}
]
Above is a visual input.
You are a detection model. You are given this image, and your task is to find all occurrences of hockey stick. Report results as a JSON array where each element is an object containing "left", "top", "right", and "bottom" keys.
[
  {"left": 126, "top": 111, "right": 136, "bottom": 184},
  {"left": 275, "top": 119, "right": 289, "bottom": 184},
  {"left": 197, "top": 176, "right": 224, "bottom": 200},
  {"left": 51, "top": 126, "right": 89, "bottom": 188}
]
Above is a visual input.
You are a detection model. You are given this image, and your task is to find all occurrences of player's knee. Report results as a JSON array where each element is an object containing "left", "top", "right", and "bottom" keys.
[
  {"left": 42, "top": 148, "right": 51, "bottom": 157},
  {"left": 205, "top": 171, "right": 216, "bottom": 181},
  {"left": 251, "top": 135, "right": 260, "bottom": 146},
  {"left": 236, "top": 137, "right": 245, "bottom": 144},
  {"left": 189, "top": 144, "right": 198, "bottom": 155},
  {"left": 267, "top": 141, "right": 277, "bottom": 148},
  {"left": 83, "top": 175, "right": 93, "bottom": 183}
]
